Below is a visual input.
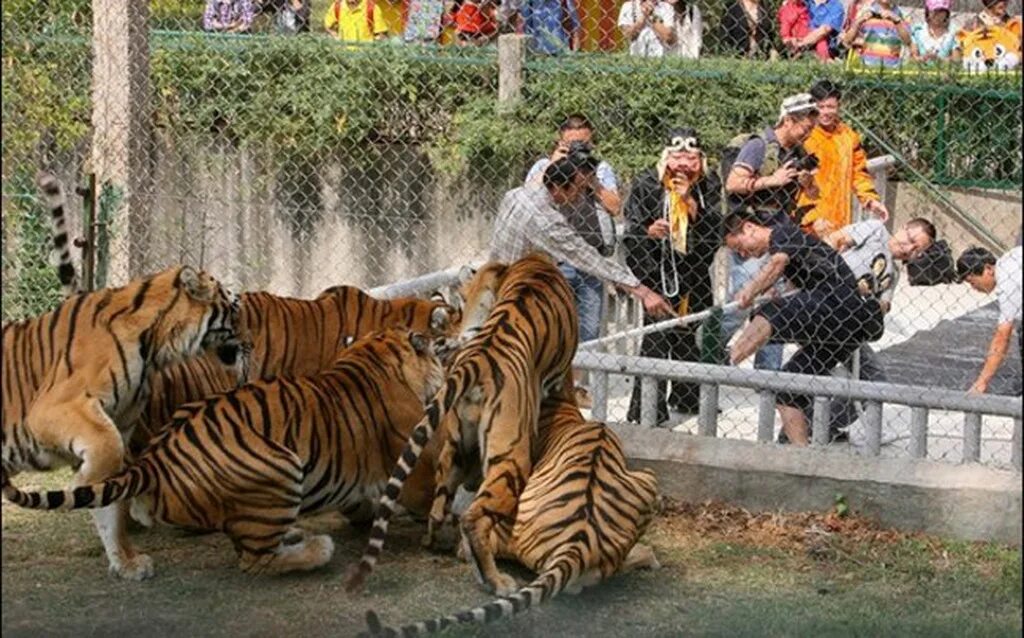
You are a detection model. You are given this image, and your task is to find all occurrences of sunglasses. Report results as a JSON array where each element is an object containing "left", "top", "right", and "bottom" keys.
[{"left": 667, "top": 136, "right": 701, "bottom": 153}]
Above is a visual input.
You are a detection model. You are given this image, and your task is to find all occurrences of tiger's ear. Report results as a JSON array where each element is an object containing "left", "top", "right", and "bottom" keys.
[
  {"left": 179, "top": 266, "right": 215, "bottom": 302},
  {"left": 430, "top": 305, "right": 451, "bottom": 333},
  {"left": 409, "top": 331, "right": 431, "bottom": 355}
]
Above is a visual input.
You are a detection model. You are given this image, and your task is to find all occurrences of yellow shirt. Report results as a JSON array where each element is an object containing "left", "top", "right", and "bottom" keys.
[
  {"left": 324, "top": 0, "right": 388, "bottom": 43},
  {"left": 798, "top": 121, "right": 879, "bottom": 235}
]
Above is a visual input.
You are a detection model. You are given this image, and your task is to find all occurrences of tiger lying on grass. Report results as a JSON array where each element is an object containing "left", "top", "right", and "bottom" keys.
[
  {"left": 3, "top": 329, "right": 446, "bottom": 576},
  {"left": 361, "top": 395, "right": 662, "bottom": 636}
]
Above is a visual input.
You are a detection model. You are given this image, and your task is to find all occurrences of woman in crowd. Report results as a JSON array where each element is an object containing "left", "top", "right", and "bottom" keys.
[
  {"left": 719, "top": 0, "right": 778, "bottom": 58},
  {"left": 909, "top": 0, "right": 957, "bottom": 63},
  {"left": 840, "top": 0, "right": 911, "bottom": 67},
  {"left": 667, "top": 0, "right": 704, "bottom": 58}
]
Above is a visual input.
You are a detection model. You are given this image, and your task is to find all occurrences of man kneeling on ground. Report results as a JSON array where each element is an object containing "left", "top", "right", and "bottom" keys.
[{"left": 724, "top": 211, "right": 885, "bottom": 445}]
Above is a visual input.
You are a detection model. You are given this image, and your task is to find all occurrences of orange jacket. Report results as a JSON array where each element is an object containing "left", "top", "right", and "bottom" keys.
[{"left": 798, "top": 121, "right": 879, "bottom": 234}]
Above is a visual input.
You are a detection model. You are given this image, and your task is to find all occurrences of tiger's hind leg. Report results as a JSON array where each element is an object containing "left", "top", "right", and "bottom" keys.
[
  {"left": 30, "top": 398, "right": 153, "bottom": 580},
  {"left": 620, "top": 543, "right": 660, "bottom": 573},
  {"left": 230, "top": 506, "right": 335, "bottom": 576}
]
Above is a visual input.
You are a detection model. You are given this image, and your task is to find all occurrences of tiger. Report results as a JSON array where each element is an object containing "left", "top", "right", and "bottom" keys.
[
  {"left": 345, "top": 252, "right": 580, "bottom": 595},
  {"left": 360, "top": 396, "right": 661, "bottom": 636},
  {"left": 127, "top": 284, "right": 458, "bottom": 456},
  {"left": 2, "top": 264, "right": 241, "bottom": 580},
  {"left": 2, "top": 328, "right": 447, "bottom": 576}
]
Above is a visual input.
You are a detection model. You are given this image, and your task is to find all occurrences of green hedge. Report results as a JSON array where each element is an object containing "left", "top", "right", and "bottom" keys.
[{"left": 2, "top": 27, "right": 1021, "bottom": 189}]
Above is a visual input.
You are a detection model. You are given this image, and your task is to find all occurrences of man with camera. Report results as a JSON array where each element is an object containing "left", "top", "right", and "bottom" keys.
[
  {"left": 798, "top": 79, "right": 889, "bottom": 240},
  {"left": 721, "top": 92, "right": 821, "bottom": 371},
  {"left": 526, "top": 115, "right": 625, "bottom": 404},
  {"left": 622, "top": 127, "right": 723, "bottom": 425},
  {"left": 494, "top": 154, "right": 675, "bottom": 327}
]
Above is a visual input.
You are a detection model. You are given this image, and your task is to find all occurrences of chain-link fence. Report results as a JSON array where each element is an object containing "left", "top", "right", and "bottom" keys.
[{"left": 2, "top": 0, "right": 1021, "bottom": 468}]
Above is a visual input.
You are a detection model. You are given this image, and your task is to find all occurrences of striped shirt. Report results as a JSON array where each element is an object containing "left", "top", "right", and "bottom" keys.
[
  {"left": 489, "top": 186, "right": 640, "bottom": 288},
  {"left": 856, "top": 4, "right": 906, "bottom": 67}
]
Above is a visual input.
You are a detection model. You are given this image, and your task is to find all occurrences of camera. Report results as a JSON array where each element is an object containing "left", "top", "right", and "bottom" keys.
[
  {"left": 565, "top": 140, "right": 599, "bottom": 172},
  {"left": 783, "top": 147, "right": 819, "bottom": 172}
]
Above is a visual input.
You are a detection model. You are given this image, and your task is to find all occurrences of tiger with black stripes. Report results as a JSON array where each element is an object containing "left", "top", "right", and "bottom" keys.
[
  {"left": 361, "top": 396, "right": 661, "bottom": 636},
  {"left": 345, "top": 252, "right": 580, "bottom": 595},
  {"left": 3, "top": 329, "right": 446, "bottom": 575},
  {"left": 2, "top": 263, "right": 241, "bottom": 580},
  {"left": 127, "top": 283, "right": 458, "bottom": 456}
]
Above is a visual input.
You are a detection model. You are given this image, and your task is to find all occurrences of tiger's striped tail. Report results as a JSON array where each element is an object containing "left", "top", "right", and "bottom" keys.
[
  {"left": 1, "top": 463, "right": 153, "bottom": 512},
  {"left": 360, "top": 554, "right": 581, "bottom": 637},
  {"left": 35, "top": 171, "right": 80, "bottom": 297},
  {"left": 344, "top": 363, "right": 480, "bottom": 593}
]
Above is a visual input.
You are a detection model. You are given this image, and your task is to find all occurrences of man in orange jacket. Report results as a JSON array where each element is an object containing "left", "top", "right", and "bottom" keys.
[{"left": 798, "top": 79, "right": 889, "bottom": 238}]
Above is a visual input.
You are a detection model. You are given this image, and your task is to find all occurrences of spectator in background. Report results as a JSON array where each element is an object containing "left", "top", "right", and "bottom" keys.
[
  {"left": 618, "top": 0, "right": 677, "bottom": 57},
  {"left": 268, "top": 0, "right": 311, "bottom": 33},
  {"left": 454, "top": 0, "right": 499, "bottom": 44},
  {"left": 910, "top": 0, "right": 957, "bottom": 62},
  {"left": 525, "top": 115, "right": 622, "bottom": 405},
  {"left": 779, "top": 0, "right": 823, "bottom": 58},
  {"left": 841, "top": 0, "right": 911, "bottom": 67},
  {"left": 959, "top": 0, "right": 1019, "bottom": 32},
  {"left": 203, "top": 0, "right": 255, "bottom": 32},
  {"left": 719, "top": 0, "right": 778, "bottom": 58},
  {"left": 667, "top": 0, "right": 704, "bottom": 58},
  {"left": 798, "top": 79, "right": 889, "bottom": 239},
  {"left": 403, "top": 0, "right": 450, "bottom": 42},
  {"left": 520, "top": 0, "right": 581, "bottom": 54},
  {"left": 957, "top": 245, "right": 1023, "bottom": 395},
  {"left": 722, "top": 93, "right": 820, "bottom": 371},
  {"left": 623, "top": 128, "right": 722, "bottom": 425},
  {"left": 802, "top": 0, "right": 846, "bottom": 60},
  {"left": 324, "top": 0, "right": 389, "bottom": 42}
]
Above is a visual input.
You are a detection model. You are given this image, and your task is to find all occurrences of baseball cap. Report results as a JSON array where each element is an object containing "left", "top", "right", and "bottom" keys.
[
  {"left": 777, "top": 93, "right": 820, "bottom": 124},
  {"left": 664, "top": 126, "right": 702, "bottom": 153},
  {"left": 925, "top": 0, "right": 950, "bottom": 11},
  {"left": 955, "top": 246, "right": 997, "bottom": 282}
]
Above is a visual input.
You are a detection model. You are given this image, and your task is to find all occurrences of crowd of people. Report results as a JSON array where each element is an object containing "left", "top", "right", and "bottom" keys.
[
  {"left": 483, "top": 80, "right": 1022, "bottom": 444},
  {"left": 202, "top": 0, "right": 1021, "bottom": 66}
]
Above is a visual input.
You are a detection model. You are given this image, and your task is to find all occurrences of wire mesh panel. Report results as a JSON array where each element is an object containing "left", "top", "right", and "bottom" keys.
[{"left": 1, "top": 0, "right": 1021, "bottom": 468}]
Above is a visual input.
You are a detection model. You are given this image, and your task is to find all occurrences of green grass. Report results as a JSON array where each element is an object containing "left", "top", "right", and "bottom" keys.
[{"left": 2, "top": 469, "right": 1021, "bottom": 637}]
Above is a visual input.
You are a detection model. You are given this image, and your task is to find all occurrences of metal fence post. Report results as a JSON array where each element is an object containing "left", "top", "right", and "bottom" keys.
[
  {"left": 591, "top": 369, "right": 609, "bottom": 422},
  {"left": 1013, "top": 417, "right": 1022, "bottom": 472},
  {"left": 863, "top": 400, "right": 883, "bottom": 456},
  {"left": 698, "top": 383, "right": 719, "bottom": 437},
  {"left": 811, "top": 396, "right": 831, "bottom": 446},
  {"left": 963, "top": 413, "right": 982, "bottom": 463},
  {"left": 640, "top": 376, "right": 658, "bottom": 428},
  {"left": 910, "top": 406, "right": 929, "bottom": 459},
  {"left": 757, "top": 390, "right": 776, "bottom": 443}
]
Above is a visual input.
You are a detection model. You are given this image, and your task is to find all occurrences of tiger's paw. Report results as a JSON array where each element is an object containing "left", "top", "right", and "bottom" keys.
[
  {"left": 111, "top": 553, "right": 155, "bottom": 581},
  {"left": 489, "top": 572, "right": 519, "bottom": 597}
]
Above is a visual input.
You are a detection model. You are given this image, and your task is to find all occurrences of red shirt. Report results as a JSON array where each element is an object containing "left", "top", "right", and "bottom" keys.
[
  {"left": 779, "top": 0, "right": 811, "bottom": 39},
  {"left": 454, "top": 0, "right": 497, "bottom": 35}
]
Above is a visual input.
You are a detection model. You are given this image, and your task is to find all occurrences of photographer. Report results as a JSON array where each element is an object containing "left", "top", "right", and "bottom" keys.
[
  {"left": 623, "top": 127, "right": 723, "bottom": 425},
  {"left": 721, "top": 92, "right": 821, "bottom": 370},
  {"left": 797, "top": 80, "right": 889, "bottom": 239},
  {"left": 526, "top": 116, "right": 624, "bottom": 404}
]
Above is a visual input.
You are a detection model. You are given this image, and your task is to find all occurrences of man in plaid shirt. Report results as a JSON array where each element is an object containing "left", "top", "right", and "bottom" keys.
[{"left": 490, "top": 157, "right": 675, "bottom": 319}]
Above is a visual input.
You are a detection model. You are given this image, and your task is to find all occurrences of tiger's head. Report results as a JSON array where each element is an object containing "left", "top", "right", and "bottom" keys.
[
  {"left": 957, "top": 24, "right": 1021, "bottom": 73},
  {"left": 148, "top": 265, "right": 242, "bottom": 367}
]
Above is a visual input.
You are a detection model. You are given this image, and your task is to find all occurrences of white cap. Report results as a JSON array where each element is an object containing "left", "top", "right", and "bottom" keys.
[{"left": 777, "top": 93, "right": 819, "bottom": 125}]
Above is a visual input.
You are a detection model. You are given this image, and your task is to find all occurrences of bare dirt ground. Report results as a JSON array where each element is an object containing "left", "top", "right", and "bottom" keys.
[{"left": 2, "top": 469, "right": 1021, "bottom": 638}]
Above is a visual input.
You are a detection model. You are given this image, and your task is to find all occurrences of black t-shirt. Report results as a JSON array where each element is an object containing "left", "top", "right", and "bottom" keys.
[{"left": 769, "top": 222, "right": 857, "bottom": 293}]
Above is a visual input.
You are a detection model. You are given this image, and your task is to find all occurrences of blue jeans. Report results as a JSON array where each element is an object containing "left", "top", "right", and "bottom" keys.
[
  {"left": 559, "top": 262, "right": 604, "bottom": 343},
  {"left": 721, "top": 250, "right": 784, "bottom": 370}
]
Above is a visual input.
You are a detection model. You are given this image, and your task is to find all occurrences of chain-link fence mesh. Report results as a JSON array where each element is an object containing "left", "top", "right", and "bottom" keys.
[{"left": 2, "top": 0, "right": 1021, "bottom": 468}]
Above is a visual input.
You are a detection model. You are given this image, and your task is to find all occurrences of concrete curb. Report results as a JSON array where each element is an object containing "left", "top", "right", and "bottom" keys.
[{"left": 612, "top": 424, "right": 1023, "bottom": 547}]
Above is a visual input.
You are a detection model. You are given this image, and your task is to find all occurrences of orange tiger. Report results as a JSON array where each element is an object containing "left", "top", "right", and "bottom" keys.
[
  {"left": 3, "top": 329, "right": 445, "bottom": 575},
  {"left": 127, "top": 284, "right": 457, "bottom": 455},
  {"left": 362, "top": 396, "right": 661, "bottom": 636},
  {"left": 345, "top": 252, "right": 579, "bottom": 595},
  {"left": 2, "top": 264, "right": 241, "bottom": 580}
]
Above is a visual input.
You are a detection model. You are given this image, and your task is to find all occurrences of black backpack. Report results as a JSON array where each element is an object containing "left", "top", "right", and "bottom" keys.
[{"left": 905, "top": 239, "right": 956, "bottom": 286}]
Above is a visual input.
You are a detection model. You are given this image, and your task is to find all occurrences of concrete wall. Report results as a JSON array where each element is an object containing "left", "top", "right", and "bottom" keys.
[{"left": 613, "top": 424, "right": 1023, "bottom": 546}]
